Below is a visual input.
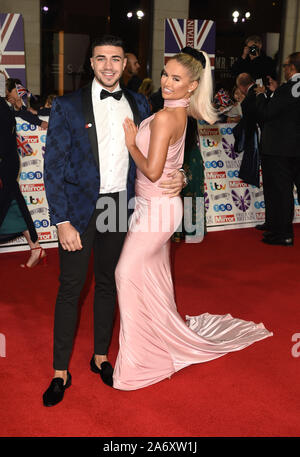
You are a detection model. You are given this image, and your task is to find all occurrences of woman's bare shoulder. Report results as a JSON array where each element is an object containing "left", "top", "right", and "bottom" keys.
[{"left": 152, "top": 109, "right": 177, "bottom": 128}]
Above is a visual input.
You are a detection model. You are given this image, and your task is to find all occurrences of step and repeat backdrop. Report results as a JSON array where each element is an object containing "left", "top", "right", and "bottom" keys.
[
  {"left": 0, "top": 118, "right": 58, "bottom": 253},
  {"left": 199, "top": 122, "right": 300, "bottom": 231},
  {"left": 1, "top": 118, "right": 300, "bottom": 253},
  {"left": 200, "top": 122, "right": 300, "bottom": 231}
]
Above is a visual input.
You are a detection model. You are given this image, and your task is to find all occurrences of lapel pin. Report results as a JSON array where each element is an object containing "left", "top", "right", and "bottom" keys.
[{"left": 85, "top": 123, "right": 92, "bottom": 128}]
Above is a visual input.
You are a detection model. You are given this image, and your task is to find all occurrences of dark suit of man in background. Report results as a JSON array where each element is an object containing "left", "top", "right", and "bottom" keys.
[
  {"left": 235, "top": 73, "right": 261, "bottom": 188},
  {"left": 255, "top": 52, "right": 300, "bottom": 245},
  {"left": 237, "top": 73, "right": 258, "bottom": 132},
  {"left": 43, "top": 35, "right": 184, "bottom": 407}
]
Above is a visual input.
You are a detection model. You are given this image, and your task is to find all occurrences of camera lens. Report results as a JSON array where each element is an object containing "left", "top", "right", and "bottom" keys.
[{"left": 249, "top": 45, "right": 258, "bottom": 56}]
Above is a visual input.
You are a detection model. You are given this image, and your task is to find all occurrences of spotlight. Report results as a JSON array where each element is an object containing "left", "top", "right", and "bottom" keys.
[
  {"left": 42, "top": 6, "right": 49, "bottom": 11},
  {"left": 245, "top": 12, "right": 251, "bottom": 18},
  {"left": 232, "top": 11, "right": 239, "bottom": 18},
  {"left": 136, "top": 10, "right": 144, "bottom": 19},
  {"left": 233, "top": 17, "right": 238, "bottom": 23},
  {"left": 127, "top": 12, "right": 133, "bottom": 18}
]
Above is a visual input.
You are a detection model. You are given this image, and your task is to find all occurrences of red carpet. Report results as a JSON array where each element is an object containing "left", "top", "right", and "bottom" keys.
[{"left": 0, "top": 226, "right": 299, "bottom": 437}]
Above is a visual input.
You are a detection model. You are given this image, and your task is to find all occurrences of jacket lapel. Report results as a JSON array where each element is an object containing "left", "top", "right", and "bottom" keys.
[
  {"left": 123, "top": 89, "right": 141, "bottom": 125},
  {"left": 81, "top": 83, "right": 99, "bottom": 167}
]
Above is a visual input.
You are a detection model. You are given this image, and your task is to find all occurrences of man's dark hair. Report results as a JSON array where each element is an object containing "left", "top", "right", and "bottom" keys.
[
  {"left": 288, "top": 52, "right": 300, "bottom": 73},
  {"left": 6, "top": 77, "right": 22, "bottom": 93},
  {"left": 90, "top": 35, "right": 126, "bottom": 56},
  {"left": 245, "top": 35, "right": 262, "bottom": 45}
]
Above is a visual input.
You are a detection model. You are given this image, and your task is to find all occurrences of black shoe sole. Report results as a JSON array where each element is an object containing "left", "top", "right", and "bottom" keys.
[{"left": 262, "top": 238, "right": 293, "bottom": 246}]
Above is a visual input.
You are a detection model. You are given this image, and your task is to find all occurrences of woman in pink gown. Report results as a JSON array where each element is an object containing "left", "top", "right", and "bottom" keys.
[{"left": 113, "top": 48, "right": 272, "bottom": 391}]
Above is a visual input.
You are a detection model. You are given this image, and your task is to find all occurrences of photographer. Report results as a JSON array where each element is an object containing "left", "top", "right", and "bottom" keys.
[{"left": 232, "top": 35, "right": 277, "bottom": 84}]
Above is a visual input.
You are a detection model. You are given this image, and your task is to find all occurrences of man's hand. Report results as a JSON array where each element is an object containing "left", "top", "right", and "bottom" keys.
[
  {"left": 57, "top": 222, "right": 82, "bottom": 251},
  {"left": 7, "top": 94, "right": 22, "bottom": 110},
  {"left": 255, "top": 85, "right": 266, "bottom": 95},
  {"left": 40, "top": 121, "right": 48, "bottom": 129},
  {"left": 27, "top": 107, "right": 38, "bottom": 114},
  {"left": 158, "top": 169, "right": 185, "bottom": 197},
  {"left": 242, "top": 46, "right": 249, "bottom": 59},
  {"left": 266, "top": 75, "right": 278, "bottom": 92}
]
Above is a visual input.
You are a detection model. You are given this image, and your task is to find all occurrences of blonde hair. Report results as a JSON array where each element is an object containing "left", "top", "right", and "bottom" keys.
[
  {"left": 169, "top": 51, "right": 218, "bottom": 125},
  {"left": 138, "top": 78, "right": 154, "bottom": 98}
]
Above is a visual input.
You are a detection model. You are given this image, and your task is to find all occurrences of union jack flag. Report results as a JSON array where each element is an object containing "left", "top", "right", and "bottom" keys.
[
  {"left": 214, "top": 88, "right": 233, "bottom": 108},
  {"left": 16, "top": 82, "right": 33, "bottom": 106},
  {"left": 0, "top": 13, "right": 26, "bottom": 84},
  {"left": 17, "top": 135, "right": 33, "bottom": 158},
  {"left": 164, "top": 19, "right": 215, "bottom": 69}
]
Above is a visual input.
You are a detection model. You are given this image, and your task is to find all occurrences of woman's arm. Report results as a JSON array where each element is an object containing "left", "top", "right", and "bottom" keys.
[{"left": 123, "top": 111, "right": 173, "bottom": 182}]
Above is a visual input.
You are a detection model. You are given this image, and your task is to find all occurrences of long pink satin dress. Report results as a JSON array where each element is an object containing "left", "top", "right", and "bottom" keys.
[{"left": 113, "top": 98, "right": 272, "bottom": 391}]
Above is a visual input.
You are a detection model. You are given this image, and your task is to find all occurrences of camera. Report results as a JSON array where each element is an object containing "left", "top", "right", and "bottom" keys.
[{"left": 249, "top": 45, "right": 259, "bottom": 56}]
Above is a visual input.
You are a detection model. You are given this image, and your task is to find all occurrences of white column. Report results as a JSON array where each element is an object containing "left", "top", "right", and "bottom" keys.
[
  {"left": 1, "top": 0, "right": 40, "bottom": 94},
  {"left": 151, "top": 0, "right": 190, "bottom": 90}
]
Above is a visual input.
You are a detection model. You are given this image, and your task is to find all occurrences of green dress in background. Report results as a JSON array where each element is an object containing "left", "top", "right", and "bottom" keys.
[
  {"left": 173, "top": 118, "right": 206, "bottom": 243},
  {"left": 0, "top": 199, "right": 27, "bottom": 236}
]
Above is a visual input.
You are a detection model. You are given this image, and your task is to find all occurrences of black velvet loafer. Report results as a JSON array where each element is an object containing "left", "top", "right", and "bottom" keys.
[
  {"left": 43, "top": 371, "right": 72, "bottom": 407},
  {"left": 262, "top": 235, "right": 293, "bottom": 246},
  {"left": 90, "top": 355, "right": 113, "bottom": 387}
]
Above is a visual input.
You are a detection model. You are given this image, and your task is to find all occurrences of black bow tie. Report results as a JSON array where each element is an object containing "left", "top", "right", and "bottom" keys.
[{"left": 100, "top": 89, "right": 123, "bottom": 101}]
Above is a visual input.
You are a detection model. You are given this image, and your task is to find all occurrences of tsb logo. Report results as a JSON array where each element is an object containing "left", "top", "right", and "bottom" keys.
[
  {"left": 227, "top": 170, "right": 239, "bottom": 178},
  {"left": 213, "top": 203, "right": 232, "bottom": 212},
  {"left": 254, "top": 201, "right": 265, "bottom": 209},
  {"left": 20, "top": 171, "right": 43, "bottom": 180},
  {"left": 34, "top": 219, "right": 49, "bottom": 229},
  {"left": 205, "top": 160, "right": 224, "bottom": 169},
  {"left": 16, "top": 123, "right": 37, "bottom": 132},
  {"left": 220, "top": 127, "right": 233, "bottom": 135}
]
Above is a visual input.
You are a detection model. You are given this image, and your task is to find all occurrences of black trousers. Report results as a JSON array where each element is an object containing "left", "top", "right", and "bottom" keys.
[
  {"left": 53, "top": 192, "right": 128, "bottom": 370},
  {"left": 261, "top": 155, "right": 300, "bottom": 238}
]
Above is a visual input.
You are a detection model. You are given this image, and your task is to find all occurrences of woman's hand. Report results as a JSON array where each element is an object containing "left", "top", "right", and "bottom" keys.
[{"left": 123, "top": 117, "right": 138, "bottom": 151}]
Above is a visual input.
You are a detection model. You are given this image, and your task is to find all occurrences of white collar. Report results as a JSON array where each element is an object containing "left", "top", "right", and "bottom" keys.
[
  {"left": 92, "top": 78, "right": 121, "bottom": 96},
  {"left": 247, "top": 83, "right": 255, "bottom": 93}
]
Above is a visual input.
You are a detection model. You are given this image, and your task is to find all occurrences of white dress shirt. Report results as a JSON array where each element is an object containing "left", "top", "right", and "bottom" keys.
[{"left": 92, "top": 78, "right": 133, "bottom": 194}]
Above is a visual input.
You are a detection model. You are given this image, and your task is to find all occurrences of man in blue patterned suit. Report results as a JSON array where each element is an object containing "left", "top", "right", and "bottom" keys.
[{"left": 43, "top": 35, "right": 185, "bottom": 406}]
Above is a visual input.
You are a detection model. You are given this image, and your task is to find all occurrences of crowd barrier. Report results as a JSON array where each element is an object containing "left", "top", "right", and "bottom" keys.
[{"left": 1, "top": 119, "right": 299, "bottom": 253}]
